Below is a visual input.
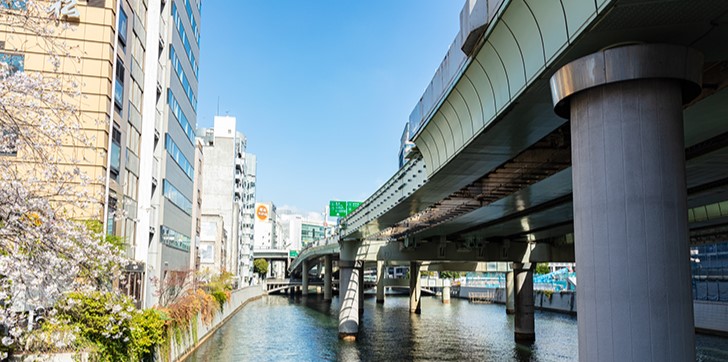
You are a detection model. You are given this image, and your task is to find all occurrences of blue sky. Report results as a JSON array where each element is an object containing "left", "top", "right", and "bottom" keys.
[{"left": 197, "top": 1, "right": 464, "bottom": 217}]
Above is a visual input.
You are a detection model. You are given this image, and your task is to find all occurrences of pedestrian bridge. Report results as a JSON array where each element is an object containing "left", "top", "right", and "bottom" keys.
[
  {"left": 264, "top": 278, "right": 438, "bottom": 296},
  {"left": 290, "top": 0, "right": 728, "bottom": 360}
]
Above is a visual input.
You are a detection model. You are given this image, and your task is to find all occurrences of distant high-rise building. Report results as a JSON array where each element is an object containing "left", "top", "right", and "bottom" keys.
[
  {"left": 279, "top": 214, "right": 329, "bottom": 251},
  {"left": 240, "top": 152, "right": 257, "bottom": 281},
  {"left": 253, "top": 201, "right": 282, "bottom": 251},
  {"left": 196, "top": 116, "right": 254, "bottom": 285}
]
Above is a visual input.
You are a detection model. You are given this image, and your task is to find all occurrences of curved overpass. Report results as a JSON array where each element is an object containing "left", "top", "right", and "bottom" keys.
[{"left": 302, "top": 1, "right": 728, "bottom": 355}]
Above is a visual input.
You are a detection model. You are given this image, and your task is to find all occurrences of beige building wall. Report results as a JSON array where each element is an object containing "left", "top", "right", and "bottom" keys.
[{"left": 0, "top": 0, "right": 147, "bottom": 261}]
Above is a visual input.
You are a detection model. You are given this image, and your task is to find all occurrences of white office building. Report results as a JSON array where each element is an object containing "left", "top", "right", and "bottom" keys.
[{"left": 196, "top": 116, "right": 255, "bottom": 285}]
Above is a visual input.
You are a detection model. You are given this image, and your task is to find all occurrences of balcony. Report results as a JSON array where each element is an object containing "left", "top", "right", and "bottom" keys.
[
  {"left": 154, "top": 108, "right": 162, "bottom": 140},
  {"left": 158, "top": 17, "right": 167, "bottom": 51},
  {"left": 149, "top": 206, "right": 157, "bottom": 234},
  {"left": 156, "top": 69, "right": 164, "bottom": 95},
  {"left": 151, "top": 157, "right": 159, "bottom": 187}
]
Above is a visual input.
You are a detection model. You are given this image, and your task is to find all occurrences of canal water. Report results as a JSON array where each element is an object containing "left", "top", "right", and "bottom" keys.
[{"left": 185, "top": 294, "right": 728, "bottom": 361}]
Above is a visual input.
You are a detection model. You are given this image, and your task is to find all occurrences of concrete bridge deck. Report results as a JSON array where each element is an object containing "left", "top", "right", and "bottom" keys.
[{"left": 286, "top": 1, "right": 728, "bottom": 359}]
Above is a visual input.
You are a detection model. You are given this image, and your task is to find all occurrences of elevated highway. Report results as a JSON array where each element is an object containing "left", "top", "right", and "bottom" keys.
[{"left": 290, "top": 0, "right": 728, "bottom": 359}]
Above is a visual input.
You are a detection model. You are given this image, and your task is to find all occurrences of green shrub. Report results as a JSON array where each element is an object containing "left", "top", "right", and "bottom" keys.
[
  {"left": 210, "top": 290, "right": 228, "bottom": 310},
  {"left": 53, "top": 291, "right": 167, "bottom": 362},
  {"left": 129, "top": 308, "right": 168, "bottom": 361}
]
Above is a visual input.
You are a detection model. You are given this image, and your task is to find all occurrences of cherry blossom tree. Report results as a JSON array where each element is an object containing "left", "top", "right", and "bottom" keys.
[{"left": 0, "top": 0, "right": 127, "bottom": 354}]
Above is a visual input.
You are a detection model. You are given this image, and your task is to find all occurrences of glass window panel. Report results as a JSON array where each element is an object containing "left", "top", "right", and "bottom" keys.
[
  {"left": 163, "top": 179, "right": 192, "bottom": 214},
  {"left": 118, "top": 8, "right": 128, "bottom": 51}
]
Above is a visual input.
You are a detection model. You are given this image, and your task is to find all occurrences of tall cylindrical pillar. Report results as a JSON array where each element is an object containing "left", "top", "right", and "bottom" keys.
[
  {"left": 409, "top": 261, "right": 421, "bottom": 314},
  {"left": 338, "top": 240, "right": 362, "bottom": 340},
  {"left": 550, "top": 44, "right": 703, "bottom": 362},
  {"left": 301, "top": 259, "right": 309, "bottom": 296},
  {"left": 376, "top": 261, "right": 385, "bottom": 304},
  {"left": 442, "top": 285, "right": 451, "bottom": 304},
  {"left": 505, "top": 271, "right": 515, "bottom": 315},
  {"left": 324, "top": 255, "right": 333, "bottom": 301},
  {"left": 513, "top": 263, "right": 535, "bottom": 343}
]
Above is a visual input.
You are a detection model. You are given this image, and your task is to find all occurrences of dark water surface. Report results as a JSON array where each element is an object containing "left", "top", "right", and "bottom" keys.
[{"left": 185, "top": 294, "right": 728, "bottom": 361}]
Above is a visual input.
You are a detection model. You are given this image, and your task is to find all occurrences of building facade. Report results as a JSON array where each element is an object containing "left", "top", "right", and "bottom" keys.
[
  {"left": 279, "top": 214, "right": 329, "bottom": 252},
  {"left": 253, "top": 201, "right": 280, "bottom": 251},
  {"left": 135, "top": 0, "right": 202, "bottom": 307},
  {"left": 240, "top": 152, "right": 257, "bottom": 282},
  {"left": 199, "top": 214, "right": 226, "bottom": 275},
  {"left": 0, "top": 0, "right": 169, "bottom": 304},
  {"left": 197, "top": 116, "right": 254, "bottom": 285},
  {"left": 190, "top": 139, "right": 204, "bottom": 270}
]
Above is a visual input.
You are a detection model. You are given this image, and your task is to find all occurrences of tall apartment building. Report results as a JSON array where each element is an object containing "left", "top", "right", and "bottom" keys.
[
  {"left": 135, "top": 0, "right": 202, "bottom": 307},
  {"left": 1, "top": 0, "right": 202, "bottom": 308},
  {"left": 0, "top": 1, "right": 156, "bottom": 301},
  {"left": 197, "top": 116, "right": 255, "bottom": 286}
]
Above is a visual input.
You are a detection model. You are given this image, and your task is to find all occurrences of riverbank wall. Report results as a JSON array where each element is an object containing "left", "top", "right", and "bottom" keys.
[
  {"left": 169, "top": 285, "right": 265, "bottom": 362},
  {"left": 457, "top": 286, "right": 576, "bottom": 314},
  {"left": 457, "top": 286, "right": 728, "bottom": 335}
]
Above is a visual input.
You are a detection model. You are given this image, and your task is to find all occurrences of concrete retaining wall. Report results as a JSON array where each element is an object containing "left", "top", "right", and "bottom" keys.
[
  {"left": 170, "top": 285, "right": 265, "bottom": 361},
  {"left": 457, "top": 286, "right": 728, "bottom": 334},
  {"left": 694, "top": 300, "right": 728, "bottom": 336},
  {"left": 457, "top": 287, "right": 576, "bottom": 314}
]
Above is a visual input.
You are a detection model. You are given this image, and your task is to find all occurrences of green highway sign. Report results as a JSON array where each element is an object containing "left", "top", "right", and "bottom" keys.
[
  {"left": 346, "top": 201, "right": 362, "bottom": 214},
  {"left": 289, "top": 250, "right": 299, "bottom": 258},
  {"left": 329, "top": 201, "right": 348, "bottom": 217},
  {"left": 329, "top": 200, "right": 363, "bottom": 218}
]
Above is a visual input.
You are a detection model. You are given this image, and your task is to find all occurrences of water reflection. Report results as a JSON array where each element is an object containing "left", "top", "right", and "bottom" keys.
[{"left": 185, "top": 293, "right": 727, "bottom": 362}]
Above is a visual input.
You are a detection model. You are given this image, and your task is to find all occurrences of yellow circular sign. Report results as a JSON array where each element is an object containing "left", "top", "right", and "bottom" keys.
[{"left": 256, "top": 204, "right": 269, "bottom": 221}]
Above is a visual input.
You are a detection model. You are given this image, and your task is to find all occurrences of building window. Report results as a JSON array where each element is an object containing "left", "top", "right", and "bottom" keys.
[
  {"left": 107, "top": 195, "right": 118, "bottom": 235},
  {"left": 110, "top": 126, "right": 121, "bottom": 181},
  {"left": 114, "top": 58, "right": 124, "bottom": 111},
  {"left": 161, "top": 225, "right": 191, "bottom": 252},
  {"left": 163, "top": 179, "right": 192, "bottom": 215},
  {"left": 169, "top": 46, "right": 197, "bottom": 110},
  {"left": 0, "top": 52, "right": 24, "bottom": 76},
  {"left": 0, "top": 128, "right": 18, "bottom": 156},
  {"left": 0, "top": 55, "right": 22, "bottom": 152},
  {"left": 167, "top": 89, "right": 195, "bottom": 144},
  {"left": 118, "top": 8, "right": 128, "bottom": 51},
  {"left": 171, "top": 2, "right": 198, "bottom": 78},
  {"left": 165, "top": 133, "right": 194, "bottom": 180},
  {"left": 0, "top": 0, "right": 27, "bottom": 10}
]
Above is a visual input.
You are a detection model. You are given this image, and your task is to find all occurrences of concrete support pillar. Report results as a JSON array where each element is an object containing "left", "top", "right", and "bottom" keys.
[
  {"left": 338, "top": 240, "right": 362, "bottom": 340},
  {"left": 338, "top": 259, "right": 361, "bottom": 340},
  {"left": 513, "top": 263, "right": 535, "bottom": 343},
  {"left": 550, "top": 44, "right": 703, "bottom": 362},
  {"left": 323, "top": 255, "right": 333, "bottom": 301},
  {"left": 301, "top": 259, "right": 309, "bottom": 296},
  {"left": 409, "top": 261, "right": 421, "bottom": 314},
  {"left": 376, "top": 261, "right": 385, "bottom": 304},
  {"left": 442, "top": 285, "right": 451, "bottom": 304},
  {"left": 505, "top": 271, "right": 515, "bottom": 315}
]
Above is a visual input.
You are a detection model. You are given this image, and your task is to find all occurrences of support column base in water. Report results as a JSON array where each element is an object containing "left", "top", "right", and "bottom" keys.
[
  {"left": 515, "top": 332, "right": 535, "bottom": 344},
  {"left": 339, "top": 333, "right": 357, "bottom": 342}
]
